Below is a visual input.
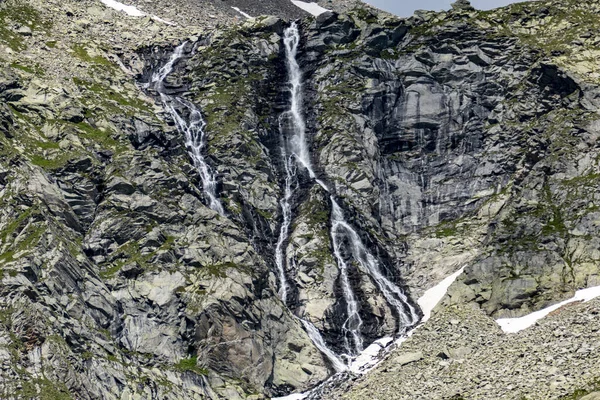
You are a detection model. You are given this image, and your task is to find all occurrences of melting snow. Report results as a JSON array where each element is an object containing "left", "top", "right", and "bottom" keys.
[
  {"left": 349, "top": 337, "right": 394, "bottom": 374},
  {"left": 99, "top": 0, "right": 144, "bottom": 16},
  {"left": 290, "top": 0, "right": 330, "bottom": 16},
  {"left": 418, "top": 266, "right": 466, "bottom": 323},
  {"left": 98, "top": 0, "right": 175, "bottom": 25},
  {"left": 496, "top": 285, "right": 600, "bottom": 333},
  {"left": 273, "top": 267, "right": 466, "bottom": 399},
  {"left": 231, "top": 6, "right": 253, "bottom": 19}
]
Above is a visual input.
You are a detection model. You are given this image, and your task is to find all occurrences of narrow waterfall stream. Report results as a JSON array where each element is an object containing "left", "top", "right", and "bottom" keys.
[
  {"left": 277, "top": 22, "right": 347, "bottom": 371},
  {"left": 150, "top": 43, "right": 225, "bottom": 215},
  {"left": 276, "top": 21, "right": 419, "bottom": 374}
]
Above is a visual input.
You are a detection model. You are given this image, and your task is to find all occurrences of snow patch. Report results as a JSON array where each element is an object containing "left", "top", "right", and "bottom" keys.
[
  {"left": 349, "top": 337, "right": 393, "bottom": 374},
  {"left": 418, "top": 266, "right": 466, "bottom": 323},
  {"left": 290, "top": 0, "right": 330, "bottom": 16},
  {"left": 98, "top": 0, "right": 175, "bottom": 25},
  {"left": 231, "top": 6, "right": 253, "bottom": 19},
  {"left": 273, "top": 267, "right": 466, "bottom": 399},
  {"left": 99, "top": 0, "right": 144, "bottom": 16},
  {"left": 273, "top": 393, "right": 308, "bottom": 400},
  {"left": 496, "top": 285, "right": 600, "bottom": 333}
]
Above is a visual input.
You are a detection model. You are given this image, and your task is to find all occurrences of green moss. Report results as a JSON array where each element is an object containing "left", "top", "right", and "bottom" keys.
[
  {"left": 204, "top": 262, "right": 238, "bottom": 278},
  {"left": 72, "top": 77, "right": 153, "bottom": 116},
  {"left": 30, "top": 154, "right": 71, "bottom": 170},
  {"left": 0, "top": 208, "right": 35, "bottom": 243},
  {"left": 0, "top": 1, "right": 50, "bottom": 51},
  {"left": 0, "top": 225, "right": 45, "bottom": 263},
  {"left": 174, "top": 356, "right": 208, "bottom": 375},
  {"left": 256, "top": 208, "right": 273, "bottom": 221},
  {"left": 16, "top": 377, "right": 72, "bottom": 400},
  {"left": 71, "top": 44, "right": 116, "bottom": 69},
  {"left": 10, "top": 62, "right": 44, "bottom": 76},
  {"left": 559, "top": 379, "right": 600, "bottom": 399}
]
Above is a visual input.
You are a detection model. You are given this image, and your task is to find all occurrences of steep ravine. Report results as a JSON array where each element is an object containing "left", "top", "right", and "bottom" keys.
[{"left": 2, "top": 0, "right": 600, "bottom": 399}]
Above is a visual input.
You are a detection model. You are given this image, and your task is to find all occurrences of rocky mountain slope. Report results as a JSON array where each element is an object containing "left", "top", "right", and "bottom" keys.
[{"left": 1, "top": 0, "right": 600, "bottom": 399}]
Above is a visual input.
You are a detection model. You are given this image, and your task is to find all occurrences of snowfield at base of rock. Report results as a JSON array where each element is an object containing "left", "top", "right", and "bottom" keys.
[
  {"left": 99, "top": 0, "right": 175, "bottom": 24},
  {"left": 99, "top": 0, "right": 144, "bottom": 16},
  {"left": 418, "top": 266, "right": 466, "bottom": 323},
  {"left": 290, "top": 0, "right": 330, "bottom": 16},
  {"left": 496, "top": 285, "right": 600, "bottom": 333},
  {"left": 231, "top": 6, "right": 253, "bottom": 19}
]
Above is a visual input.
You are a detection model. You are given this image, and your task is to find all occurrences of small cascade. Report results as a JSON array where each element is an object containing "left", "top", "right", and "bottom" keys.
[
  {"left": 330, "top": 198, "right": 419, "bottom": 330},
  {"left": 150, "top": 43, "right": 225, "bottom": 215},
  {"left": 299, "top": 319, "right": 346, "bottom": 373},
  {"left": 330, "top": 210, "right": 365, "bottom": 355},
  {"left": 283, "top": 22, "right": 317, "bottom": 178},
  {"left": 274, "top": 151, "right": 295, "bottom": 303}
]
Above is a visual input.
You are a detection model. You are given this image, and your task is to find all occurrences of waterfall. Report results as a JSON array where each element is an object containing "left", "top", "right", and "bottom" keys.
[
  {"left": 274, "top": 150, "right": 295, "bottom": 304},
  {"left": 299, "top": 319, "right": 346, "bottom": 373},
  {"left": 276, "top": 22, "right": 348, "bottom": 371},
  {"left": 150, "top": 43, "right": 225, "bottom": 215},
  {"left": 283, "top": 22, "right": 317, "bottom": 179},
  {"left": 331, "top": 198, "right": 419, "bottom": 330},
  {"left": 330, "top": 207, "right": 365, "bottom": 354},
  {"left": 277, "top": 21, "right": 419, "bottom": 366}
]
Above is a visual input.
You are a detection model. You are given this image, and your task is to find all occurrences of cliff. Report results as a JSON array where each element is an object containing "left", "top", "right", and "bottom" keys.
[{"left": 1, "top": 0, "right": 600, "bottom": 399}]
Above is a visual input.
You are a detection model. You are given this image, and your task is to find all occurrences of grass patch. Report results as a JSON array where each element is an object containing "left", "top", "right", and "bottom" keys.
[{"left": 174, "top": 356, "right": 208, "bottom": 375}]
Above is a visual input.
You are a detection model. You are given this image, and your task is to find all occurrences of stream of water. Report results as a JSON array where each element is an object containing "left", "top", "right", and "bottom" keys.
[
  {"left": 276, "top": 21, "right": 418, "bottom": 365},
  {"left": 150, "top": 43, "right": 225, "bottom": 215}
]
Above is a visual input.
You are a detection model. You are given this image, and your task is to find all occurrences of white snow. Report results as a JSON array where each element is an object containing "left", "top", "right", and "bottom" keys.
[
  {"left": 418, "top": 266, "right": 466, "bottom": 323},
  {"left": 349, "top": 337, "right": 394, "bottom": 374},
  {"left": 273, "top": 393, "right": 308, "bottom": 400},
  {"left": 496, "top": 285, "right": 600, "bottom": 333},
  {"left": 231, "top": 6, "right": 253, "bottom": 19},
  {"left": 99, "top": 0, "right": 144, "bottom": 16},
  {"left": 98, "top": 0, "right": 175, "bottom": 25},
  {"left": 273, "top": 267, "right": 466, "bottom": 399},
  {"left": 290, "top": 0, "right": 330, "bottom": 16}
]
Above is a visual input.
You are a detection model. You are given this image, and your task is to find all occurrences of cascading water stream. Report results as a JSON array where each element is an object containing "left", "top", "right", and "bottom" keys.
[
  {"left": 330, "top": 213, "right": 365, "bottom": 354},
  {"left": 331, "top": 199, "right": 419, "bottom": 330},
  {"left": 150, "top": 43, "right": 225, "bottom": 215},
  {"left": 276, "top": 21, "right": 419, "bottom": 367},
  {"left": 276, "top": 22, "right": 347, "bottom": 371},
  {"left": 283, "top": 22, "right": 317, "bottom": 179},
  {"left": 274, "top": 150, "right": 295, "bottom": 304}
]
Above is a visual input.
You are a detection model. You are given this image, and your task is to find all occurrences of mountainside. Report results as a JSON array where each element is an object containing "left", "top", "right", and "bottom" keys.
[{"left": 1, "top": 0, "right": 600, "bottom": 399}]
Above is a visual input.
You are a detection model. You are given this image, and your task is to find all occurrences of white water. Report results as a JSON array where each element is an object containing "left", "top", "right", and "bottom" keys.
[
  {"left": 496, "top": 284, "right": 600, "bottom": 333},
  {"left": 150, "top": 44, "right": 225, "bottom": 215},
  {"left": 276, "top": 22, "right": 345, "bottom": 371},
  {"left": 276, "top": 22, "right": 417, "bottom": 372},
  {"left": 274, "top": 151, "right": 295, "bottom": 304},
  {"left": 274, "top": 267, "right": 466, "bottom": 399},
  {"left": 300, "top": 319, "right": 347, "bottom": 372},
  {"left": 283, "top": 23, "right": 317, "bottom": 179},
  {"left": 330, "top": 204, "right": 365, "bottom": 355},
  {"left": 331, "top": 199, "right": 419, "bottom": 330}
]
